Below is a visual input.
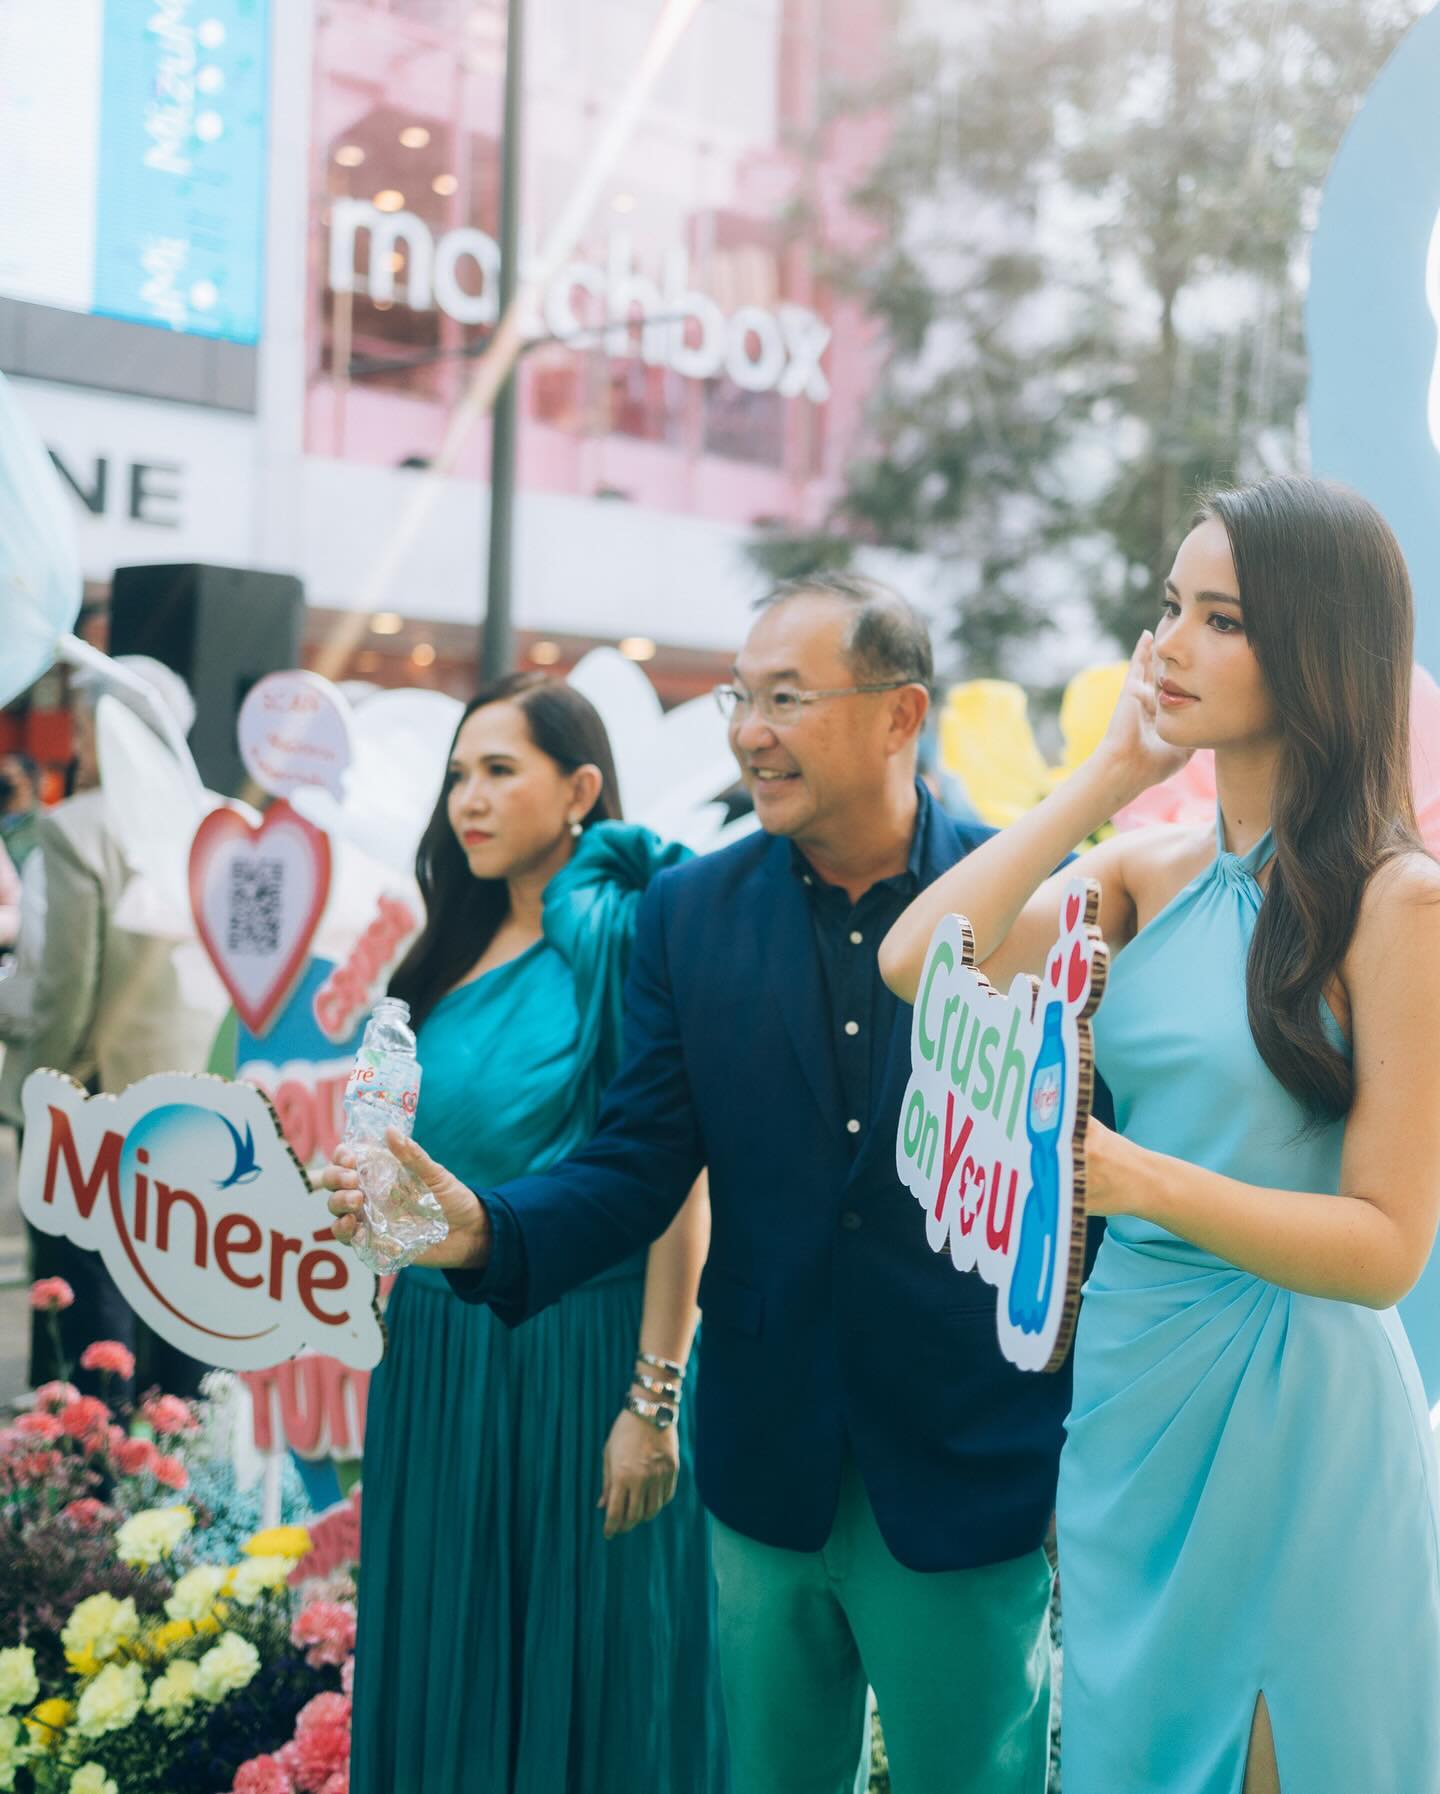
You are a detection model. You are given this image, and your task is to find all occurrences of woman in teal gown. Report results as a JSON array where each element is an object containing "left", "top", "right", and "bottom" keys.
[
  {"left": 349, "top": 674, "right": 729, "bottom": 1794},
  {"left": 881, "top": 476, "right": 1440, "bottom": 1793}
]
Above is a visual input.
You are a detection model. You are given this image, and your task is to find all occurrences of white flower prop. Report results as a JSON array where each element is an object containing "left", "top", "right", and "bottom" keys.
[
  {"left": 74, "top": 1663, "right": 146, "bottom": 1739},
  {"left": 0, "top": 1648, "right": 37, "bottom": 1713},
  {"left": 70, "top": 1765, "right": 119, "bottom": 1794},
  {"left": 61, "top": 1595, "right": 139, "bottom": 1668},
  {"left": 114, "top": 1505, "right": 194, "bottom": 1567},
  {"left": 145, "top": 1660, "right": 201, "bottom": 1724},
  {"left": 0, "top": 1714, "right": 27, "bottom": 1792},
  {"left": 165, "top": 1564, "right": 229, "bottom": 1624},
  {"left": 195, "top": 1633, "right": 260, "bottom": 1703},
  {"left": 226, "top": 1554, "right": 293, "bottom": 1606}
]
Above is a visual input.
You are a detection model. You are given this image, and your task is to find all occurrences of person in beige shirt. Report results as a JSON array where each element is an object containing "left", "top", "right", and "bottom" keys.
[{"left": 2, "top": 657, "right": 224, "bottom": 1399}]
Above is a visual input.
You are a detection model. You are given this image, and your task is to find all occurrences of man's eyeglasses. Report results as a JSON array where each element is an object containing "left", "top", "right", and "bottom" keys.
[{"left": 713, "top": 680, "right": 912, "bottom": 727}]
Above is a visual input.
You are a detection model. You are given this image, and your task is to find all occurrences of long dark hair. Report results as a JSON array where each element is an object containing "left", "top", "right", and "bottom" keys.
[
  {"left": 1199, "top": 476, "right": 1421, "bottom": 1120},
  {"left": 389, "top": 672, "right": 622, "bottom": 1029}
]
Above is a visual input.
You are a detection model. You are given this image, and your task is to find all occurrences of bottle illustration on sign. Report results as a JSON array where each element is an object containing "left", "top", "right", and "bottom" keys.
[{"left": 1010, "top": 999, "right": 1065, "bottom": 1334}]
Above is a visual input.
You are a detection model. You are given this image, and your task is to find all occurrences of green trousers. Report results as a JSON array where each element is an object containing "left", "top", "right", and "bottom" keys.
[{"left": 710, "top": 1463, "right": 1053, "bottom": 1794}]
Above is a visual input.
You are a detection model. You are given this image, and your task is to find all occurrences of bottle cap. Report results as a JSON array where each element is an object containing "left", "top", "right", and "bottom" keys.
[{"left": 373, "top": 996, "right": 410, "bottom": 1023}]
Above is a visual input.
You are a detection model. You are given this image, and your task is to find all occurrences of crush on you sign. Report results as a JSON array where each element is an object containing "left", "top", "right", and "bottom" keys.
[
  {"left": 896, "top": 878, "right": 1108, "bottom": 1372},
  {"left": 18, "top": 1069, "right": 383, "bottom": 1372}
]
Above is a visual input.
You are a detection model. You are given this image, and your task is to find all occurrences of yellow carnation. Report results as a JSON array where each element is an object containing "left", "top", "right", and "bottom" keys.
[
  {"left": 225, "top": 1554, "right": 292, "bottom": 1606},
  {"left": 0, "top": 1648, "right": 37, "bottom": 1713},
  {"left": 24, "top": 1697, "right": 73, "bottom": 1749},
  {"left": 147, "top": 1619, "right": 197, "bottom": 1657},
  {"left": 62, "top": 1595, "right": 138, "bottom": 1671},
  {"left": 0, "top": 1715, "right": 25, "bottom": 1793},
  {"left": 243, "top": 1524, "right": 310, "bottom": 1559},
  {"left": 145, "top": 1660, "right": 200, "bottom": 1724},
  {"left": 114, "top": 1505, "right": 194, "bottom": 1567},
  {"left": 164, "top": 1564, "right": 227, "bottom": 1624},
  {"left": 195, "top": 1632, "right": 259, "bottom": 1703},
  {"left": 70, "top": 1766, "right": 118, "bottom": 1794},
  {"left": 73, "top": 1662, "right": 145, "bottom": 1738}
]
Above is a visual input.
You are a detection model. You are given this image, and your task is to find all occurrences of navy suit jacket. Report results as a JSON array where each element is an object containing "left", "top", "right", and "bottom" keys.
[{"left": 458, "top": 787, "right": 1106, "bottom": 1571}]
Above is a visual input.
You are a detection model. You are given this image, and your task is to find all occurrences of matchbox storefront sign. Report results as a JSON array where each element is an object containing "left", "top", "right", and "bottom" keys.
[
  {"left": 896, "top": 879, "right": 1108, "bottom": 1373},
  {"left": 19, "top": 1071, "right": 383, "bottom": 1373}
]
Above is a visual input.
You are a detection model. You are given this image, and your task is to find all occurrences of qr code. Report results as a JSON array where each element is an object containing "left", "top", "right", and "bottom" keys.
[{"left": 227, "top": 857, "right": 284, "bottom": 954}]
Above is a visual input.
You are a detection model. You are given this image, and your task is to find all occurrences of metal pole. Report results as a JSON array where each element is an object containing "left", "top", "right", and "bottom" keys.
[{"left": 482, "top": 0, "right": 524, "bottom": 681}]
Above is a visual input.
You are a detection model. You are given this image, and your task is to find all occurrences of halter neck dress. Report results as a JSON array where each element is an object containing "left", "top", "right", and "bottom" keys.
[{"left": 1057, "top": 813, "right": 1440, "bottom": 1794}]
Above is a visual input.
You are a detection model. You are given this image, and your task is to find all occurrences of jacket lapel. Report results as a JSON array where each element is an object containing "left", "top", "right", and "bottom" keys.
[{"left": 761, "top": 834, "right": 846, "bottom": 1132}]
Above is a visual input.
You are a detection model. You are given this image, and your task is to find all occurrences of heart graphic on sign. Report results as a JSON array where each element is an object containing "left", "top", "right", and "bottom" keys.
[{"left": 189, "top": 800, "right": 333, "bottom": 1037}]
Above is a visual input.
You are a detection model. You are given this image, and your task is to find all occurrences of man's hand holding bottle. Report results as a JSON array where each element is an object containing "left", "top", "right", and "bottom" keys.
[{"left": 316, "top": 1131, "right": 493, "bottom": 1272}]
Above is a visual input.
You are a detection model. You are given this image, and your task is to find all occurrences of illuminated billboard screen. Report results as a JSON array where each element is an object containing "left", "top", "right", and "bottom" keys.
[{"left": 0, "top": 0, "right": 269, "bottom": 345}]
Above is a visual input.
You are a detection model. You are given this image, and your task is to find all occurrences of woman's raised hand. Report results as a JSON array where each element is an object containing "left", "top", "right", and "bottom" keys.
[{"left": 1095, "top": 630, "right": 1193, "bottom": 798}]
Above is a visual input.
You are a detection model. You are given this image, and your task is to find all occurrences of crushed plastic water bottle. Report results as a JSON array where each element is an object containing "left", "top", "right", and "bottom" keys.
[{"left": 341, "top": 997, "right": 447, "bottom": 1273}]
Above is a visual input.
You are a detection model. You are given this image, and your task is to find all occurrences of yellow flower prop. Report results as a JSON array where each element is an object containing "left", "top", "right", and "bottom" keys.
[
  {"left": 145, "top": 1660, "right": 201, "bottom": 1725},
  {"left": 937, "top": 662, "right": 1128, "bottom": 826},
  {"left": 0, "top": 1649, "right": 37, "bottom": 1714},
  {"left": 195, "top": 1633, "right": 260, "bottom": 1703},
  {"left": 164, "top": 1564, "right": 228, "bottom": 1625},
  {"left": 243, "top": 1525, "right": 311, "bottom": 1560},
  {"left": 70, "top": 1766, "right": 118, "bottom": 1794},
  {"left": 24, "top": 1697, "right": 73, "bottom": 1750},
  {"left": 73, "top": 1662, "right": 145, "bottom": 1739},
  {"left": 225, "top": 1555, "right": 293, "bottom": 1607},
  {"left": 113, "top": 1505, "right": 194, "bottom": 1568},
  {"left": 61, "top": 1595, "right": 138, "bottom": 1674},
  {"left": 147, "top": 1619, "right": 200, "bottom": 1658}
]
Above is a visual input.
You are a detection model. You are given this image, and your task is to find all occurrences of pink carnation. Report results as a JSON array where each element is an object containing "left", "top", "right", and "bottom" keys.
[
  {"left": 15, "top": 1450, "right": 61, "bottom": 1482},
  {"left": 34, "top": 1380, "right": 80, "bottom": 1410},
  {"left": 340, "top": 1655, "right": 354, "bottom": 1699},
  {"left": 29, "top": 1277, "right": 74, "bottom": 1311},
  {"left": 62, "top": 1497, "right": 113, "bottom": 1533},
  {"left": 15, "top": 1412, "right": 63, "bottom": 1442},
  {"left": 295, "top": 1692, "right": 350, "bottom": 1735},
  {"left": 61, "top": 1395, "right": 111, "bottom": 1444},
  {"left": 113, "top": 1436, "right": 159, "bottom": 1478},
  {"left": 233, "top": 1756, "right": 295, "bottom": 1794},
  {"left": 290, "top": 1603, "right": 357, "bottom": 1670},
  {"left": 320, "top": 1773, "right": 349, "bottom": 1794},
  {"left": 143, "top": 1394, "right": 199, "bottom": 1437},
  {"left": 80, "top": 1340, "right": 136, "bottom": 1379},
  {"left": 285, "top": 1722, "right": 350, "bottom": 1793},
  {"left": 153, "top": 1452, "right": 188, "bottom": 1490}
]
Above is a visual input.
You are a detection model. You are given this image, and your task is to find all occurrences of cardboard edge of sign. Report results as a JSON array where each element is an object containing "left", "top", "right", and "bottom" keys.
[
  {"left": 1045, "top": 877, "right": 1110, "bottom": 1375},
  {"left": 19, "top": 1065, "right": 387, "bottom": 1369}
]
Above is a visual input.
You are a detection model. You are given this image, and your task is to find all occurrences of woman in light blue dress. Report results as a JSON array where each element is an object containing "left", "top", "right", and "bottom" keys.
[
  {"left": 343, "top": 674, "right": 729, "bottom": 1794},
  {"left": 881, "top": 476, "right": 1440, "bottom": 1793}
]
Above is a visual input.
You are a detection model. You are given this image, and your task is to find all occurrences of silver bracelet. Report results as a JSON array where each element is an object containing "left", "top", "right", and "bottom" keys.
[
  {"left": 636, "top": 1351, "right": 686, "bottom": 1380},
  {"left": 632, "top": 1372, "right": 682, "bottom": 1401},
  {"left": 624, "top": 1392, "right": 678, "bottom": 1431}
]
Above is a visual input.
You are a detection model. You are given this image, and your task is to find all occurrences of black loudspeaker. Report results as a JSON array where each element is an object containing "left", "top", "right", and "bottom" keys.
[{"left": 107, "top": 564, "right": 305, "bottom": 796}]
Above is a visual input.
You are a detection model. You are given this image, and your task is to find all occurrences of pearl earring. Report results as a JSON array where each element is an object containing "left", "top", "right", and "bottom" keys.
[{"left": 569, "top": 819, "right": 583, "bottom": 838}]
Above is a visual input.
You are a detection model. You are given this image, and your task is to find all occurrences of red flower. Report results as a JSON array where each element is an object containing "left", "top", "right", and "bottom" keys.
[
  {"left": 33, "top": 1380, "right": 80, "bottom": 1410},
  {"left": 320, "top": 1774, "right": 349, "bottom": 1794},
  {"left": 113, "top": 1437, "right": 159, "bottom": 1478},
  {"left": 62, "top": 1497, "right": 113, "bottom": 1533},
  {"left": 152, "top": 1452, "right": 188, "bottom": 1490},
  {"left": 79, "top": 1340, "right": 136, "bottom": 1379},
  {"left": 290, "top": 1603, "right": 358, "bottom": 1669},
  {"left": 142, "top": 1394, "right": 199, "bottom": 1437},
  {"left": 295, "top": 1693, "right": 350, "bottom": 1735},
  {"left": 14, "top": 1412, "right": 63, "bottom": 1443},
  {"left": 233, "top": 1756, "right": 295, "bottom": 1794},
  {"left": 29, "top": 1277, "right": 75, "bottom": 1311},
  {"left": 61, "top": 1396, "right": 111, "bottom": 1445},
  {"left": 14, "top": 1450, "right": 61, "bottom": 1482}
]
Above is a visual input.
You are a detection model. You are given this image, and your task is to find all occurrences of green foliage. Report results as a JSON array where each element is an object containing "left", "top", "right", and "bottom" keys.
[{"left": 763, "top": 0, "right": 1427, "bottom": 674}]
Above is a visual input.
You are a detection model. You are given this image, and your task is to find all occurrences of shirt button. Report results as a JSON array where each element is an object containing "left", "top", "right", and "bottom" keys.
[
  {"left": 844, "top": 1021, "right": 859, "bottom": 1036},
  {"left": 846, "top": 1118, "right": 861, "bottom": 1134},
  {"left": 849, "top": 930, "right": 863, "bottom": 945},
  {"left": 840, "top": 1209, "right": 862, "bottom": 1230}
]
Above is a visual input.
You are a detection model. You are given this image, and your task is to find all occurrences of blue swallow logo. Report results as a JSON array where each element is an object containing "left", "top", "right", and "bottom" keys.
[{"left": 215, "top": 1114, "right": 262, "bottom": 1189}]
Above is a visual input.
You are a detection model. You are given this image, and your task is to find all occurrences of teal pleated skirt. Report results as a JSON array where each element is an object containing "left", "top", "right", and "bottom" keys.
[{"left": 352, "top": 1267, "right": 730, "bottom": 1794}]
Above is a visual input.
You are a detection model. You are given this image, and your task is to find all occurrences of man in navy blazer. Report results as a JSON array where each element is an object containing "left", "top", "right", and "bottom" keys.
[{"left": 325, "top": 576, "right": 1097, "bottom": 1794}]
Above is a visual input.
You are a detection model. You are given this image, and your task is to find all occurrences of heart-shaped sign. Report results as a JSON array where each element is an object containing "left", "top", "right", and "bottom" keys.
[{"left": 189, "top": 800, "right": 333, "bottom": 1037}]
